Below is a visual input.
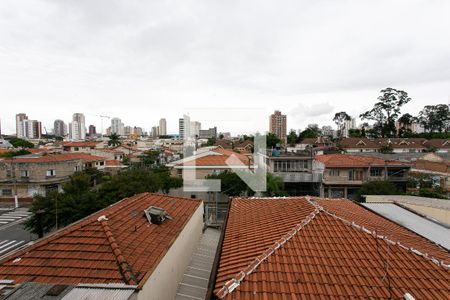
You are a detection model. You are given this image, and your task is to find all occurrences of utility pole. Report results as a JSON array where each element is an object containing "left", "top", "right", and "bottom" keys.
[{"left": 11, "top": 157, "right": 18, "bottom": 209}]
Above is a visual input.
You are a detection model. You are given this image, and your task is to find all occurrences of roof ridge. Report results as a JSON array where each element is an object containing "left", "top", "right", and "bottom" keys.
[
  {"left": 97, "top": 215, "right": 138, "bottom": 285},
  {"left": 308, "top": 199, "right": 450, "bottom": 270},
  {"left": 216, "top": 198, "right": 321, "bottom": 299}
]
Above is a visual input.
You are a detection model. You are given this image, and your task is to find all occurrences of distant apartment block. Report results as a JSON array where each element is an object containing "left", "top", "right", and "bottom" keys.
[
  {"left": 199, "top": 127, "right": 217, "bottom": 139},
  {"left": 159, "top": 118, "right": 167, "bottom": 136},
  {"left": 53, "top": 119, "right": 66, "bottom": 137},
  {"left": 88, "top": 124, "right": 96, "bottom": 136},
  {"left": 269, "top": 110, "right": 287, "bottom": 143},
  {"left": 15, "top": 113, "right": 28, "bottom": 138},
  {"left": 111, "top": 117, "right": 125, "bottom": 136},
  {"left": 19, "top": 119, "right": 42, "bottom": 139},
  {"left": 69, "top": 113, "right": 86, "bottom": 140}
]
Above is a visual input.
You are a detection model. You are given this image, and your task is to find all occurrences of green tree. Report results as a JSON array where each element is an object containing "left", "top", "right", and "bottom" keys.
[
  {"left": 140, "top": 150, "right": 161, "bottom": 167},
  {"left": 357, "top": 180, "right": 399, "bottom": 202},
  {"left": 25, "top": 168, "right": 182, "bottom": 235},
  {"left": 360, "top": 88, "right": 411, "bottom": 137},
  {"left": 108, "top": 133, "right": 121, "bottom": 147},
  {"left": 7, "top": 137, "right": 34, "bottom": 148},
  {"left": 287, "top": 129, "right": 298, "bottom": 145},
  {"left": 416, "top": 104, "right": 450, "bottom": 133},
  {"left": 298, "top": 128, "right": 319, "bottom": 141},
  {"left": 348, "top": 129, "right": 363, "bottom": 138},
  {"left": 333, "top": 112, "right": 351, "bottom": 138},
  {"left": 266, "top": 133, "right": 281, "bottom": 148},
  {"left": 207, "top": 171, "right": 253, "bottom": 196},
  {"left": 0, "top": 149, "right": 31, "bottom": 158},
  {"left": 207, "top": 137, "right": 217, "bottom": 146},
  {"left": 263, "top": 173, "right": 284, "bottom": 197}
]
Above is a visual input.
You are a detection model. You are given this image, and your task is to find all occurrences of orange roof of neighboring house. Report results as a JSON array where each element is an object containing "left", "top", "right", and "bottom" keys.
[
  {"left": 0, "top": 193, "right": 201, "bottom": 286},
  {"left": 424, "top": 139, "right": 450, "bottom": 149},
  {"left": 214, "top": 197, "right": 449, "bottom": 299},
  {"left": 0, "top": 148, "right": 48, "bottom": 154},
  {"left": 338, "top": 138, "right": 381, "bottom": 149},
  {"left": 4, "top": 153, "right": 105, "bottom": 163},
  {"left": 315, "top": 154, "right": 409, "bottom": 168},
  {"left": 63, "top": 141, "right": 102, "bottom": 148},
  {"left": 178, "top": 148, "right": 252, "bottom": 167}
]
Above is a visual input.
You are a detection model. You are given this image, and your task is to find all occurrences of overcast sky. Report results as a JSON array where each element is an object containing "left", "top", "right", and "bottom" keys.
[{"left": 1, "top": 0, "right": 449, "bottom": 135}]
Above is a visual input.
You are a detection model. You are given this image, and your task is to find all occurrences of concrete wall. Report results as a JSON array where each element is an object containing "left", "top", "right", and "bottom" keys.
[{"left": 138, "top": 202, "right": 204, "bottom": 300}]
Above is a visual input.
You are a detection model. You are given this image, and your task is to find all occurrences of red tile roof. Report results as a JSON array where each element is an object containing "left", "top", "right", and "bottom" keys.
[
  {"left": 5, "top": 153, "right": 105, "bottom": 163},
  {"left": 63, "top": 141, "right": 102, "bottom": 148},
  {"left": 214, "top": 197, "right": 449, "bottom": 299},
  {"left": 0, "top": 193, "right": 201, "bottom": 286},
  {"left": 315, "top": 154, "right": 409, "bottom": 168},
  {"left": 177, "top": 148, "right": 252, "bottom": 167}
]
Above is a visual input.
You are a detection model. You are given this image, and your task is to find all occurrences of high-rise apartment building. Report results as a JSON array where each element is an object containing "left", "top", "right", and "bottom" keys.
[
  {"left": 159, "top": 118, "right": 167, "bottom": 136},
  {"left": 343, "top": 117, "right": 357, "bottom": 138},
  {"left": 199, "top": 127, "right": 217, "bottom": 139},
  {"left": 111, "top": 118, "right": 125, "bottom": 136},
  {"left": 190, "top": 121, "right": 201, "bottom": 137},
  {"left": 16, "top": 113, "right": 28, "bottom": 138},
  {"left": 269, "top": 110, "right": 287, "bottom": 143},
  {"left": 20, "top": 119, "right": 42, "bottom": 139},
  {"left": 88, "top": 125, "right": 97, "bottom": 136},
  {"left": 54, "top": 119, "right": 66, "bottom": 137},
  {"left": 69, "top": 113, "right": 86, "bottom": 140},
  {"left": 151, "top": 126, "right": 159, "bottom": 137},
  {"left": 179, "top": 118, "right": 185, "bottom": 139}
]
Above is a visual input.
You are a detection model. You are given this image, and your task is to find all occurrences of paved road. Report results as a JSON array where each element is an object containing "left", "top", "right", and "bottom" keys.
[{"left": 0, "top": 208, "right": 36, "bottom": 257}]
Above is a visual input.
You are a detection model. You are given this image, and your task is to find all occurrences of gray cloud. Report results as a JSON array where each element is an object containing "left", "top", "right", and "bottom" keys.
[{"left": 0, "top": 0, "right": 449, "bottom": 134}]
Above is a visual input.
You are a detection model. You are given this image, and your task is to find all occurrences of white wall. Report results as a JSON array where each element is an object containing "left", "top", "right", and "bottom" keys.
[{"left": 137, "top": 202, "right": 204, "bottom": 300}]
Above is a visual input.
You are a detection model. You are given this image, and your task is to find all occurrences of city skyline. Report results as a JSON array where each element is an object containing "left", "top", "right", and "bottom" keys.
[{"left": 1, "top": 1, "right": 450, "bottom": 135}]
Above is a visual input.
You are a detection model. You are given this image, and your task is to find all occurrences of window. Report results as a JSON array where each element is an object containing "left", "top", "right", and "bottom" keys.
[
  {"left": 20, "top": 170, "right": 29, "bottom": 177},
  {"left": 1, "top": 189, "right": 12, "bottom": 196},
  {"left": 46, "top": 170, "right": 56, "bottom": 177},
  {"left": 74, "top": 147, "right": 79, "bottom": 151},
  {"left": 370, "top": 168, "right": 382, "bottom": 177},
  {"left": 330, "top": 169, "right": 340, "bottom": 176}
]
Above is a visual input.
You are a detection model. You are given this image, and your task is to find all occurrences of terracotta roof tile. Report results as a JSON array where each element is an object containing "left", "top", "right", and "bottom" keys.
[
  {"left": 63, "top": 141, "right": 102, "bottom": 147},
  {"left": 4, "top": 153, "right": 105, "bottom": 163},
  {"left": 214, "top": 197, "right": 449, "bottom": 299},
  {"left": 177, "top": 148, "right": 252, "bottom": 167},
  {"left": 315, "top": 154, "right": 410, "bottom": 168},
  {"left": 0, "top": 193, "right": 201, "bottom": 286}
]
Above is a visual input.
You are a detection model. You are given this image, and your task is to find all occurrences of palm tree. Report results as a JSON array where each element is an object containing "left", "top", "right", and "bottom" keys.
[
  {"left": 264, "top": 173, "right": 284, "bottom": 197},
  {"left": 108, "top": 133, "right": 121, "bottom": 147}
]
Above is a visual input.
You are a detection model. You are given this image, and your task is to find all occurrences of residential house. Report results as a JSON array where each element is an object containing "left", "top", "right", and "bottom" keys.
[
  {"left": 0, "top": 153, "right": 106, "bottom": 201},
  {"left": 214, "top": 139, "right": 234, "bottom": 150},
  {"left": 424, "top": 139, "right": 450, "bottom": 153},
  {"left": 234, "top": 140, "right": 253, "bottom": 153},
  {"left": 266, "top": 150, "right": 322, "bottom": 195},
  {"left": 211, "top": 196, "right": 449, "bottom": 299},
  {"left": 315, "top": 154, "right": 411, "bottom": 199},
  {"left": 411, "top": 153, "right": 450, "bottom": 194},
  {"left": 297, "top": 137, "right": 335, "bottom": 150},
  {"left": 339, "top": 138, "right": 450, "bottom": 153},
  {"left": 63, "top": 141, "right": 104, "bottom": 152},
  {"left": 338, "top": 138, "right": 381, "bottom": 153},
  {"left": 167, "top": 147, "right": 253, "bottom": 179},
  {"left": 0, "top": 193, "right": 204, "bottom": 300}
]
